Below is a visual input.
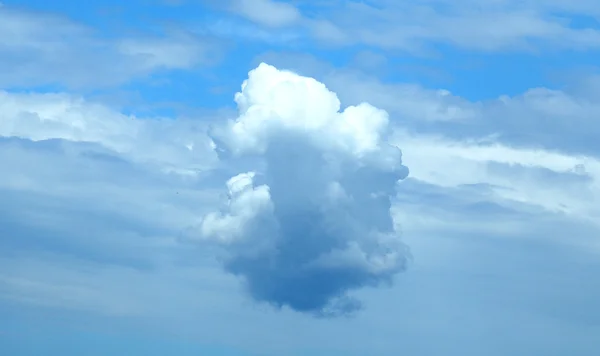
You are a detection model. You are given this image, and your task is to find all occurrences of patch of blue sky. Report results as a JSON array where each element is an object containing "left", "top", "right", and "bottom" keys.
[{"left": 6, "top": 0, "right": 600, "bottom": 112}]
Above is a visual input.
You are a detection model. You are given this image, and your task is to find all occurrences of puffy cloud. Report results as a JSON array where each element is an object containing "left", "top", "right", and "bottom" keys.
[
  {"left": 193, "top": 63, "right": 410, "bottom": 316},
  {"left": 257, "top": 51, "right": 600, "bottom": 156},
  {"left": 1, "top": 56, "right": 600, "bottom": 355}
]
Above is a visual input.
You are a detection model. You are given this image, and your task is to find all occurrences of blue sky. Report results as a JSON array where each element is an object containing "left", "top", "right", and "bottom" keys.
[{"left": 2, "top": 0, "right": 600, "bottom": 355}]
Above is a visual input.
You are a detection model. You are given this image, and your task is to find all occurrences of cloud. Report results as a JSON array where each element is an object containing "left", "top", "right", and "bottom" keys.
[
  {"left": 0, "top": 89, "right": 226, "bottom": 270},
  {"left": 251, "top": 53, "right": 600, "bottom": 245},
  {"left": 0, "top": 138, "right": 218, "bottom": 268},
  {"left": 1, "top": 55, "right": 600, "bottom": 355},
  {"left": 207, "top": 0, "right": 600, "bottom": 52},
  {"left": 0, "top": 6, "right": 223, "bottom": 89},
  {"left": 229, "top": 0, "right": 301, "bottom": 28},
  {"left": 191, "top": 63, "right": 411, "bottom": 316},
  {"left": 2, "top": 2, "right": 600, "bottom": 354},
  {"left": 257, "top": 51, "right": 600, "bottom": 157},
  {"left": 0, "top": 90, "right": 218, "bottom": 172},
  {"left": 336, "top": 76, "right": 600, "bottom": 156},
  {"left": 392, "top": 131, "right": 600, "bottom": 228},
  {"left": 314, "top": 1, "right": 600, "bottom": 52},
  {"left": 4, "top": 54, "right": 598, "bottom": 323}
]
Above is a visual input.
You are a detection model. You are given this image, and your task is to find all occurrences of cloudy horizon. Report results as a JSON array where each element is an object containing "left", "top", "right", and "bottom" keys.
[{"left": 1, "top": 1, "right": 600, "bottom": 355}]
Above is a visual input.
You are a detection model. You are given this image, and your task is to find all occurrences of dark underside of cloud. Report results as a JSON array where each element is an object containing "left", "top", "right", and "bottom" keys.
[
  {"left": 221, "top": 142, "right": 410, "bottom": 316},
  {"left": 195, "top": 64, "right": 411, "bottom": 317}
]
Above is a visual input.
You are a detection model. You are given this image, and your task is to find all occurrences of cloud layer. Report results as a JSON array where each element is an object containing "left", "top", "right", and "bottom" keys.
[
  {"left": 2, "top": 1, "right": 600, "bottom": 355},
  {"left": 195, "top": 63, "right": 410, "bottom": 316},
  {"left": 2, "top": 58, "right": 600, "bottom": 354}
]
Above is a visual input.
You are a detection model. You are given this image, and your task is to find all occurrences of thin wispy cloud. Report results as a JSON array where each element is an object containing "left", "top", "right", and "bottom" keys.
[
  {"left": 213, "top": 0, "right": 600, "bottom": 52},
  {"left": 0, "top": 7, "right": 223, "bottom": 89}
]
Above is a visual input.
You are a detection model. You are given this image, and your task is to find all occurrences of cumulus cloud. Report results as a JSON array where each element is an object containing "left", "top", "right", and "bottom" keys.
[
  {"left": 192, "top": 63, "right": 410, "bottom": 316},
  {"left": 257, "top": 51, "right": 600, "bottom": 157},
  {"left": 2, "top": 55, "right": 600, "bottom": 356}
]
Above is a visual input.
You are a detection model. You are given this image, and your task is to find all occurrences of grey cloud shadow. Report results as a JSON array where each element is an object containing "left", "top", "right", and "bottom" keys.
[
  {"left": 210, "top": 132, "right": 411, "bottom": 317},
  {"left": 0, "top": 137, "right": 212, "bottom": 270}
]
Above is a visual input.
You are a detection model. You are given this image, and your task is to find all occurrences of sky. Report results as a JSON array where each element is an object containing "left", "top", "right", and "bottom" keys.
[{"left": 1, "top": 0, "right": 600, "bottom": 355}]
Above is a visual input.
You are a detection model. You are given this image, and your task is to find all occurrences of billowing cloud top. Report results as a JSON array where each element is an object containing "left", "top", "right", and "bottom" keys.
[
  {"left": 196, "top": 63, "right": 410, "bottom": 316},
  {"left": 217, "top": 63, "right": 396, "bottom": 159}
]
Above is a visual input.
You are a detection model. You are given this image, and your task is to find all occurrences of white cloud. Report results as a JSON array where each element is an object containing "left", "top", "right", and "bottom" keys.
[
  {"left": 116, "top": 31, "right": 221, "bottom": 70},
  {"left": 2, "top": 60, "right": 599, "bottom": 316},
  {"left": 0, "top": 59, "right": 600, "bottom": 354},
  {"left": 211, "top": 0, "right": 600, "bottom": 52},
  {"left": 229, "top": 0, "right": 301, "bottom": 28},
  {"left": 200, "top": 172, "right": 274, "bottom": 244},
  {"left": 0, "top": 90, "right": 218, "bottom": 172},
  {"left": 393, "top": 130, "right": 600, "bottom": 227},
  {"left": 0, "top": 89, "right": 223, "bottom": 271},
  {"left": 336, "top": 2, "right": 600, "bottom": 51},
  {"left": 0, "top": 6, "right": 223, "bottom": 88},
  {"left": 196, "top": 63, "right": 410, "bottom": 316},
  {"left": 257, "top": 52, "right": 600, "bottom": 156},
  {"left": 215, "top": 63, "right": 392, "bottom": 157},
  {"left": 251, "top": 54, "right": 600, "bottom": 240},
  {"left": 255, "top": 52, "right": 479, "bottom": 122}
]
